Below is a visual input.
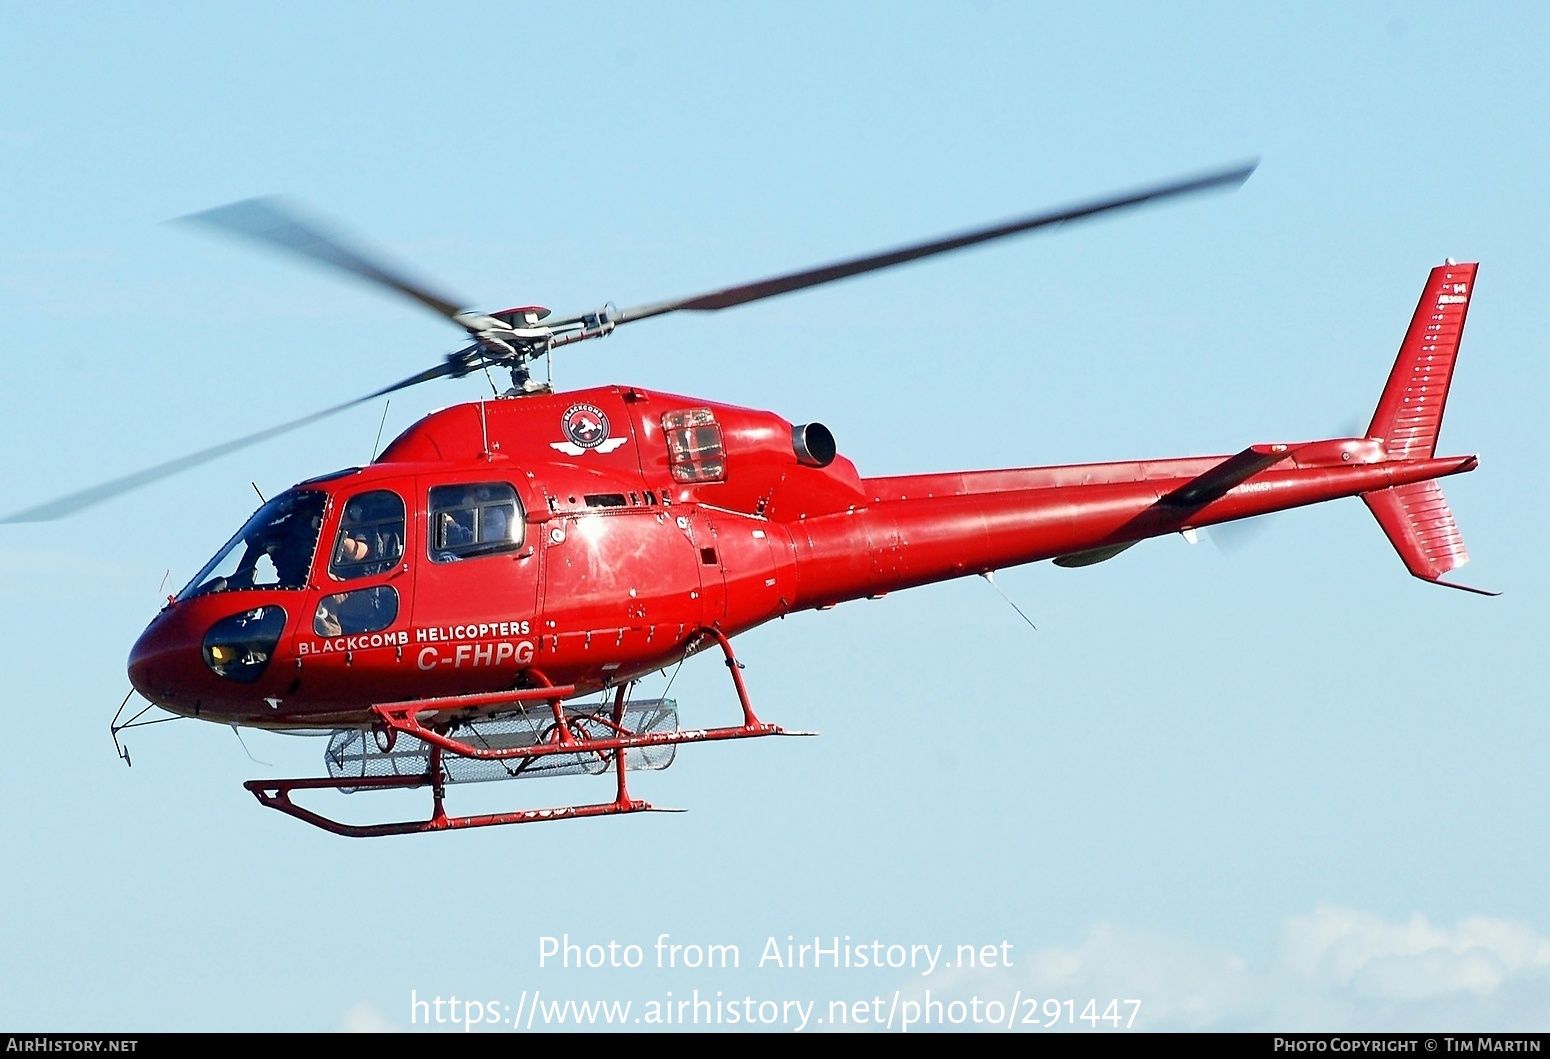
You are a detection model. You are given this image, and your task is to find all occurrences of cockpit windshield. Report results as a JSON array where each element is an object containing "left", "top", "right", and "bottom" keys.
[{"left": 177, "top": 490, "right": 328, "bottom": 600}]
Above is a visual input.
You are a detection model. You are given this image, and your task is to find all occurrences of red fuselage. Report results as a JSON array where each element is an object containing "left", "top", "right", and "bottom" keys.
[{"left": 126, "top": 384, "right": 1475, "bottom": 729}]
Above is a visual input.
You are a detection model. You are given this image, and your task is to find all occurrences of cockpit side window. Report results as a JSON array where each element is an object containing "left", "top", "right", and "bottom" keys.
[
  {"left": 177, "top": 490, "right": 327, "bottom": 600},
  {"left": 329, "top": 490, "right": 405, "bottom": 581},
  {"left": 429, "top": 482, "right": 523, "bottom": 562}
]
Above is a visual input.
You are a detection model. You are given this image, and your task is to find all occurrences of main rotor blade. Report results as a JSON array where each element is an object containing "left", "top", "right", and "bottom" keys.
[
  {"left": 609, "top": 161, "right": 1257, "bottom": 325},
  {"left": 0, "top": 360, "right": 460, "bottom": 523},
  {"left": 179, "top": 197, "right": 471, "bottom": 327}
]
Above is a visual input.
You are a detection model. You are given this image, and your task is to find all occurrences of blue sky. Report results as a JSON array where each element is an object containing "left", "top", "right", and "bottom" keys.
[{"left": 2, "top": 2, "right": 1547, "bottom": 1032}]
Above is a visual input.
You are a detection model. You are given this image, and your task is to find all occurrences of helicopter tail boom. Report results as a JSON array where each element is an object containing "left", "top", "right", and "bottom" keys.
[
  {"left": 788, "top": 447, "right": 1479, "bottom": 608},
  {"left": 779, "top": 259, "right": 1492, "bottom": 603}
]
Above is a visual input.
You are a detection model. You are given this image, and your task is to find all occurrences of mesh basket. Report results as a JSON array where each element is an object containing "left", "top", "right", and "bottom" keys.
[{"left": 324, "top": 698, "right": 678, "bottom": 791}]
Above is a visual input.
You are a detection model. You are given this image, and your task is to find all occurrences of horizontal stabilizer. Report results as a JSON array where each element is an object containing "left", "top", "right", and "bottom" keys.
[
  {"left": 1161, "top": 444, "right": 1293, "bottom": 509},
  {"left": 1362, "top": 479, "right": 1498, "bottom": 595}
]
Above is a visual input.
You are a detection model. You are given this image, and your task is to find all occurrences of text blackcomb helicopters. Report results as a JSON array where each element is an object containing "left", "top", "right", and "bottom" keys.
[{"left": 3, "top": 162, "right": 1493, "bottom": 836}]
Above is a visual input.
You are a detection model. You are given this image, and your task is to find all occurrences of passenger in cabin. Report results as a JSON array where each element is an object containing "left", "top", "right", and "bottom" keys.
[
  {"left": 332, "top": 492, "right": 404, "bottom": 577},
  {"left": 428, "top": 483, "right": 519, "bottom": 561},
  {"left": 315, "top": 593, "right": 349, "bottom": 637},
  {"left": 438, "top": 509, "right": 475, "bottom": 548},
  {"left": 481, "top": 503, "right": 510, "bottom": 544},
  {"left": 314, "top": 586, "right": 396, "bottom": 637}
]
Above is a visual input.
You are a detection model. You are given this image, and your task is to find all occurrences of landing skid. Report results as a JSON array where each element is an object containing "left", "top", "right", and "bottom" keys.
[{"left": 244, "top": 629, "right": 810, "bottom": 837}]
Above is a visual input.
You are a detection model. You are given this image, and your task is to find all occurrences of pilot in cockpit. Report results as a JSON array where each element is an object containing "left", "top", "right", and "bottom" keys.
[{"left": 437, "top": 510, "right": 475, "bottom": 549}]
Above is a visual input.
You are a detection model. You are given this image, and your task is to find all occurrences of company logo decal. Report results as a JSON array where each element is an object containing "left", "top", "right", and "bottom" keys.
[{"left": 552, "top": 403, "right": 628, "bottom": 456}]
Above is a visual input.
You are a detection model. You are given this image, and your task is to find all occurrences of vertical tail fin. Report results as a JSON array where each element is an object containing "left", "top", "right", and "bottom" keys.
[
  {"left": 1366, "top": 261, "right": 1477, "bottom": 458},
  {"left": 1361, "top": 261, "right": 1494, "bottom": 595}
]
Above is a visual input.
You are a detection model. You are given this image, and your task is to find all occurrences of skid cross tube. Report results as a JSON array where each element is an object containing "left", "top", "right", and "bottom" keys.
[
  {"left": 368, "top": 629, "right": 787, "bottom": 762},
  {"left": 243, "top": 629, "right": 805, "bottom": 836}
]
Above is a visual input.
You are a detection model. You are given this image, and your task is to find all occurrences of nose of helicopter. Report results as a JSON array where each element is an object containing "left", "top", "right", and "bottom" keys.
[
  {"left": 127, "top": 606, "right": 201, "bottom": 711},
  {"left": 128, "top": 599, "right": 291, "bottom": 716}
]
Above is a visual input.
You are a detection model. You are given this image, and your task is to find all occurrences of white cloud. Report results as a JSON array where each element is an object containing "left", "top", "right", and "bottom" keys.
[
  {"left": 915, "top": 907, "right": 1550, "bottom": 1031},
  {"left": 1021, "top": 923, "right": 1258, "bottom": 1029},
  {"left": 338, "top": 1001, "right": 399, "bottom": 1033},
  {"left": 1284, "top": 906, "right": 1550, "bottom": 1001}
]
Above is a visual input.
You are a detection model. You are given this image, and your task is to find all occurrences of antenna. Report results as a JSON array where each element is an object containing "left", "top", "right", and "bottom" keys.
[
  {"left": 370, "top": 399, "right": 391, "bottom": 462},
  {"left": 981, "top": 571, "right": 1038, "bottom": 631},
  {"left": 478, "top": 396, "right": 490, "bottom": 458},
  {"left": 230, "top": 725, "right": 271, "bottom": 766}
]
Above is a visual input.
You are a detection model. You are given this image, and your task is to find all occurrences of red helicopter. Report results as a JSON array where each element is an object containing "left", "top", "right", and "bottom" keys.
[{"left": 3, "top": 162, "right": 1493, "bottom": 836}]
